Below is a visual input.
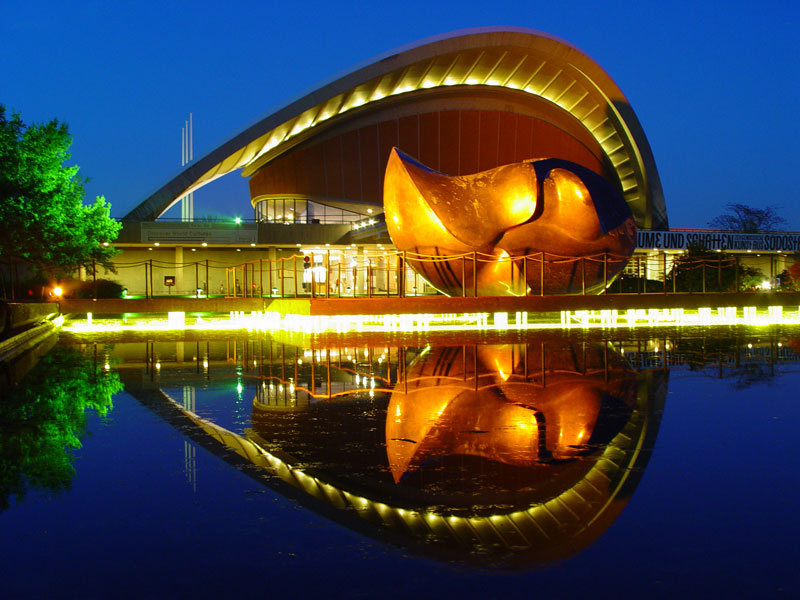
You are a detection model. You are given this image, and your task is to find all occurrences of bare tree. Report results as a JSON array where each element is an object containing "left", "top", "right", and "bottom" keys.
[{"left": 708, "top": 203, "right": 786, "bottom": 232}]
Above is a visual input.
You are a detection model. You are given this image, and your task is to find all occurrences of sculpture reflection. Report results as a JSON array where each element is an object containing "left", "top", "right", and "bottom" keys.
[
  {"left": 386, "top": 344, "right": 637, "bottom": 496},
  {"left": 383, "top": 148, "right": 636, "bottom": 296}
]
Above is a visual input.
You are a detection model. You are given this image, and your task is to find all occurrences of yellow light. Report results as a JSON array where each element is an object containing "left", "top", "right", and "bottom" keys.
[
  {"left": 154, "top": 242, "right": 160, "bottom": 246},
  {"left": 59, "top": 303, "right": 800, "bottom": 336},
  {"left": 201, "top": 242, "right": 208, "bottom": 247},
  {"left": 508, "top": 192, "right": 535, "bottom": 219},
  {"left": 53, "top": 286, "right": 63, "bottom": 297}
]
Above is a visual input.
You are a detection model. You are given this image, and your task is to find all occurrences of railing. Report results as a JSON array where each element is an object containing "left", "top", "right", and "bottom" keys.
[
  {"left": 137, "top": 338, "right": 798, "bottom": 405},
  {"left": 36, "top": 249, "right": 789, "bottom": 300}
]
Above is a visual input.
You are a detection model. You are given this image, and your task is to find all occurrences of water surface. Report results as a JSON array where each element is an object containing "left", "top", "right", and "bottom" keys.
[{"left": 1, "top": 329, "right": 798, "bottom": 598}]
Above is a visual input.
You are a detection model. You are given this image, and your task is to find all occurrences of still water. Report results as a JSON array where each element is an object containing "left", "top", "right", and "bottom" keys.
[{"left": 2, "top": 328, "right": 798, "bottom": 598}]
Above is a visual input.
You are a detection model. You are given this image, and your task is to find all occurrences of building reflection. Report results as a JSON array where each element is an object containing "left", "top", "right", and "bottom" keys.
[
  {"left": 112, "top": 331, "right": 800, "bottom": 566},
  {"left": 244, "top": 341, "right": 660, "bottom": 566},
  {"left": 122, "top": 338, "right": 663, "bottom": 566}
]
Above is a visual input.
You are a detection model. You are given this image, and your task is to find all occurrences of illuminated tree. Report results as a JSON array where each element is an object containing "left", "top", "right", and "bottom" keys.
[
  {"left": 0, "top": 346, "right": 122, "bottom": 510},
  {"left": 0, "top": 104, "right": 121, "bottom": 275},
  {"left": 707, "top": 203, "right": 786, "bottom": 233}
]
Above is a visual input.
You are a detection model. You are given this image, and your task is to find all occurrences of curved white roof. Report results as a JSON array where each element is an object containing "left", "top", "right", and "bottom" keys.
[{"left": 126, "top": 27, "right": 667, "bottom": 229}]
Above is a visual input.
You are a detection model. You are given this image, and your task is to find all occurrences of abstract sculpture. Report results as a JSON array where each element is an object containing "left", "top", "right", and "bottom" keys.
[{"left": 383, "top": 148, "right": 637, "bottom": 296}]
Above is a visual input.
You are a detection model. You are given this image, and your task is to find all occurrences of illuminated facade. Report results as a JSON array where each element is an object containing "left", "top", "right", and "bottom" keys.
[
  {"left": 112, "top": 29, "right": 796, "bottom": 300},
  {"left": 114, "top": 27, "right": 673, "bottom": 299}
]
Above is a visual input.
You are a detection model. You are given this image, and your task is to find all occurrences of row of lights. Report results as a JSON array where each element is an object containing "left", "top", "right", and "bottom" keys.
[
  {"left": 352, "top": 218, "right": 377, "bottom": 230},
  {"left": 645, "top": 247, "right": 782, "bottom": 255}
]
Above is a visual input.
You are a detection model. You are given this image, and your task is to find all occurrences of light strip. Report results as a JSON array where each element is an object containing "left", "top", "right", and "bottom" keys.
[
  {"left": 241, "top": 50, "right": 641, "bottom": 209},
  {"left": 61, "top": 306, "right": 800, "bottom": 335}
]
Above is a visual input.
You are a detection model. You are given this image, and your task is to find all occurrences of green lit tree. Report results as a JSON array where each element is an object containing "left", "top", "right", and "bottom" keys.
[
  {"left": 0, "top": 346, "right": 122, "bottom": 510},
  {"left": 0, "top": 104, "right": 121, "bottom": 276}
]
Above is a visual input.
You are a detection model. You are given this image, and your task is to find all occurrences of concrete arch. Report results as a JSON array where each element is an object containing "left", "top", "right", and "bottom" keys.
[{"left": 126, "top": 27, "right": 667, "bottom": 229}]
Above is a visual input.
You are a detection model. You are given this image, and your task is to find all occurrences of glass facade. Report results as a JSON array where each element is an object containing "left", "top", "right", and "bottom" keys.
[{"left": 255, "top": 197, "right": 365, "bottom": 225}]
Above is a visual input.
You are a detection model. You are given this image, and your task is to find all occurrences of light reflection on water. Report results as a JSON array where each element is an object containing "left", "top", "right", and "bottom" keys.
[{"left": 3, "top": 328, "right": 800, "bottom": 596}]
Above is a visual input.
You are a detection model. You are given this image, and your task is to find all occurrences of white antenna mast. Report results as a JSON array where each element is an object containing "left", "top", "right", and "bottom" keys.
[{"left": 180, "top": 113, "right": 194, "bottom": 221}]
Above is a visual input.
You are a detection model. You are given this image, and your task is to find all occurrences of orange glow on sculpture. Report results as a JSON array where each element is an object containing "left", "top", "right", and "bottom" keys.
[
  {"left": 385, "top": 343, "right": 636, "bottom": 483},
  {"left": 383, "top": 148, "right": 637, "bottom": 296}
]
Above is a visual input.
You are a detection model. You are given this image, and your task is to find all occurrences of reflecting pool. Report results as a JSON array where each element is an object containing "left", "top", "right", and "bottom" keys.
[{"left": 2, "top": 328, "right": 799, "bottom": 598}]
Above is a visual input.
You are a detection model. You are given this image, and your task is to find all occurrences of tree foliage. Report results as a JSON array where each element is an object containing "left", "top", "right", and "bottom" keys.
[
  {"left": 0, "top": 104, "right": 121, "bottom": 274},
  {"left": 707, "top": 203, "right": 787, "bottom": 233},
  {"left": 0, "top": 346, "right": 122, "bottom": 511}
]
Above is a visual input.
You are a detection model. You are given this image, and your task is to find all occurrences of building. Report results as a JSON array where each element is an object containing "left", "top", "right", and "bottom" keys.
[{"left": 106, "top": 28, "right": 793, "bottom": 298}]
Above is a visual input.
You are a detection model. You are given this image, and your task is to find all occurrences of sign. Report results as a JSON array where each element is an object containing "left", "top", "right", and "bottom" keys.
[
  {"left": 164, "top": 276, "right": 175, "bottom": 286},
  {"left": 637, "top": 230, "right": 800, "bottom": 252},
  {"left": 141, "top": 222, "right": 257, "bottom": 244}
]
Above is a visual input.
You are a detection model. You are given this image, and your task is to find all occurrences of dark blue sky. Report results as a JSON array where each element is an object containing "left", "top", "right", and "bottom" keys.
[{"left": 3, "top": 0, "right": 798, "bottom": 229}]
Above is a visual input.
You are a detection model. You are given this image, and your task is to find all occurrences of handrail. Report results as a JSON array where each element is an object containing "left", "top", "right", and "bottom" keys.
[{"left": 28, "top": 248, "right": 785, "bottom": 300}]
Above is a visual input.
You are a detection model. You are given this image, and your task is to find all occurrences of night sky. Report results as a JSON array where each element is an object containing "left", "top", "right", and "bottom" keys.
[{"left": 2, "top": 0, "right": 798, "bottom": 229}]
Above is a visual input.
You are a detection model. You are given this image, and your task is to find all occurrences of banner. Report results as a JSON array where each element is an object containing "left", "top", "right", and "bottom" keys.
[
  {"left": 141, "top": 222, "right": 257, "bottom": 244},
  {"left": 637, "top": 230, "right": 800, "bottom": 252}
]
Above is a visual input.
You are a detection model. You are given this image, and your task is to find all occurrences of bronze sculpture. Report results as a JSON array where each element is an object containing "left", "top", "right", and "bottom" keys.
[{"left": 384, "top": 148, "right": 637, "bottom": 296}]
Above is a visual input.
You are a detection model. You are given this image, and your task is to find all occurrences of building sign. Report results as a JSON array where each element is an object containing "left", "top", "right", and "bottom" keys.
[
  {"left": 141, "top": 222, "right": 257, "bottom": 244},
  {"left": 637, "top": 230, "right": 800, "bottom": 252}
]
